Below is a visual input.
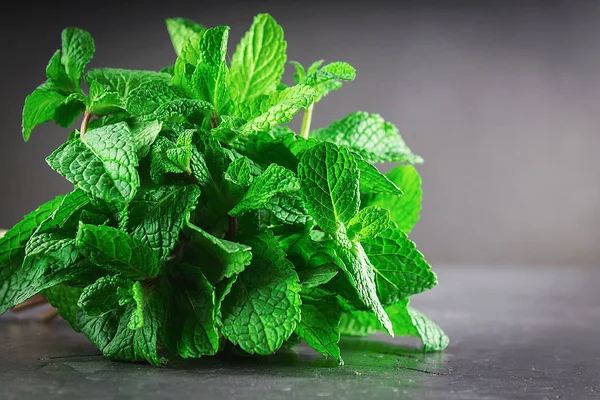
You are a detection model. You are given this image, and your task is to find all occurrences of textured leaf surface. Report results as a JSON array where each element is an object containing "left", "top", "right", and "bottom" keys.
[
  {"left": 127, "top": 184, "right": 200, "bottom": 261},
  {"left": 354, "top": 154, "right": 403, "bottom": 196},
  {"left": 347, "top": 206, "right": 390, "bottom": 242},
  {"left": 230, "top": 164, "right": 299, "bottom": 216},
  {"left": 312, "top": 112, "right": 422, "bottom": 163},
  {"left": 240, "top": 85, "right": 317, "bottom": 135},
  {"left": 332, "top": 242, "right": 393, "bottom": 335},
  {"left": 185, "top": 224, "right": 252, "bottom": 285},
  {"left": 77, "top": 275, "right": 136, "bottom": 316},
  {"left": 363, "top": 165, "right": 422, "bottom": 234},
  {"left": 362, "top": 227, "right": 436, "bottom": 305},
  {"left": 61, "top": 27, "right": 95, "bottom": 83},
  {"left": 78, "top": 289, "right": 164, "bottom": 365},
  {"left": 220, "top": 231, "right": 301, "bottom": 355},
  {"left": 339, "top": 300, "right": 448, "bottom": 352},
  {"left": 230, "top": 14, "right": 287, "bottom": 102},
  {"left": 45, "top": 285, "right": 83, "bottom": 331},
  {"left": 85, "top": 69, "right": 171, "bottom": 99},
  {"left": 46, "top": 122, "right": 140, "bottom": 203},
  {"left": 298, "top": 142, "right": 359, "bottom": 237},
  {"left": 22, "top": 88, "right": 65, "bottom": 141},
  {"left": 76, "top": 224, "right": 160, "bottom": 279},
  {"left": 0, "top": 197, "right": 63, "bottom": 313},
  {"left": 166, "top": 18, "right": 206, "bottom": 56},
  {"left": 296, "top": 291, "right": 343, "bottom": 364},
  {"left": 160, "top": 263, "right": 219, "bottom": 358}
]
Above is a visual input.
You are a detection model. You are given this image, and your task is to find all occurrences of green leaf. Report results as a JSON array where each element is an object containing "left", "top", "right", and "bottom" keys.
[
  {"left": 296, "top": 291, "right": 343, "bottom": 364},
  {"left": 329, "top": 242, "right": 393, "bottom": 335},
  {"left": 6, "top": 233, "right": 92, "bottom": 311},
  {"left": 298, "top": 142, "right": 359, "bottom": 237},
  {"left": 166, "top": 18, "right": 206, "bottom": 56},
  {"left": 44, "top": 285, "right": 83, "bottom": 331},
  {"left": 78, "top": 288, "right": 165, "bottom": 366},
  {"left": 84, "top": 68, "right": 172, "bottom": 99},
  {"left": 61, "top": 27, "right": 95, "bottom": 84},
  {"left": 230, "top": 13, "right": 287, "bottom": 102},
  {"left": 160, "top": 263, "right": 219, "bottom": 357},
  {"left": 127, "top": 184, "right": 200, "bottom": 261},
  {"left": 220, "top": 231, "right": 301, "bottom": 355},
  {"left": 126, "top": 81, "right": 213, "bottom": 123},
  {"left": 346, "top": 206, "right": 390, "bottom": 242},
  {"left": 239, "top": 85, "right": 317, "bottom": 135},
  {"left": 129, "top": 119, "right": 163, "bottom": 158},
  {"left": 0, "top": 196, "right": 64, "bottom": 313},
  {"left": 149, "top": 131, "right": 195, "bottom": 182},
  {"left": 22, "top": 87, "right": 65, "bottom": 141},
  {"left": 264, "top": 194, "right": 313, "bottom": 227},
  {"left": 224, "top": 156, "right": 252, "bottom": 187},
  {"left": 76, "top": 223, "right": 161, "bottom": 280},
  {"left": 46, "top": 122, "right": 140, "bottom": 203},
  {"left": 87, "top": 80, "right": 122, "bottom": 114},
  {"left": 45, "top": 50, "right": 75, "bottom": 94},
  {"left": 302, "top": 61, "right": 356, "bottom": 102},
  {"left": 230, "top": 164, "right": 300, "bottom": 216},
  {"left": 184, "top": 223, "right": 252, "bottom": 285},
  {"left": 36, "top": 189, "right": 91, "bottom": 234},
  {"left": 362, "top": 165, "right": 422, "bottom": 234},
  {"left": 54, "top": 92, "right": 86, "bottom": 127},
  {"left": 362, "top": 227, "right": 436, "bottom": 305},
  {"left": 312, "top": 111, "right": 423, "bottom": 164},
  {"left": 77, "top": 275, "right": 136, "bottom": 316},
  {"left": 354, "top": 154, "right": 403, "bottom": 196},
  {"left": 339, "top": 300, "right": 449, "bottom": 352}
]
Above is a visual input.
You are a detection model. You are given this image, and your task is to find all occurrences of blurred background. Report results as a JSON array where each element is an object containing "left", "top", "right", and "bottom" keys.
[{"left": 0, "top": 0, "right": 598, "bottom": 268}]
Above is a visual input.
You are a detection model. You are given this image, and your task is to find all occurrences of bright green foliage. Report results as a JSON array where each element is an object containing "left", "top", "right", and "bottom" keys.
[
  {"left": 363, "top": 165, "right": 422, "bottom": 234},
  {"left": 5, "top": 13, "right": 446, "bottom": 367},
  {"left": 312, "top": 111, "right": 423, "bottom": 164}
]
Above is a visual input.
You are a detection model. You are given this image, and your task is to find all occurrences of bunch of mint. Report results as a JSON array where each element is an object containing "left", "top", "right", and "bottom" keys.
[{"left": 0, "top": 13, "right": 448, "bottom": 366}]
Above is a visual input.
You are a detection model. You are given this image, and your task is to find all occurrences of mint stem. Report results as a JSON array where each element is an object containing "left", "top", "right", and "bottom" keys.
[
  {"left": 79, "top": 112, "right": 93, "bottom": 140},
  {"left": 300, "top": 103, "right": 314, "bottom": 139}
]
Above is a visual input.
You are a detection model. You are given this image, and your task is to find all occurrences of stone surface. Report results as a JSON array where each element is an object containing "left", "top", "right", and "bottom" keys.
[{"left": 1, "top": 267, "right": 599, "bottom": 399}]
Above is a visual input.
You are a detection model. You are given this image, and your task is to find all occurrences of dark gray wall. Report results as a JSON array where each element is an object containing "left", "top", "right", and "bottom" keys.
[{"left": 1, "top": 0, "right": 599, "bottom": 267}]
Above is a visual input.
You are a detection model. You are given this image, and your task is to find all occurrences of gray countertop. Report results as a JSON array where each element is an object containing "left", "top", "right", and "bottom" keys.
[{"left": 1, "top": 266, "right": 599, "bottom": 400}]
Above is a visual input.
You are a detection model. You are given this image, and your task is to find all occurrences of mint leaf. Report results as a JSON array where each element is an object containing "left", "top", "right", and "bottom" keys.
[
  {"left": 239, "top": 85, "right": 317, "bottom": 135},
  {"left": 127, "top": 184, "right": 200, "bottom": 261},
  {"left": 22, "top": 88, "right": 65, "bottom": 141},
  {"left": 166, "top": 18, "right": 206, "bottom": 56},
  {"left": 127, "top": 81, "right": 213, "bottom": 122},
  {"left": 36, "top": 189, "right": 90, "bottom": 234},
  {"left": 363, "top": 165, "right": 422, "bottom": 234},
  {"left": 160, "top": 263, "right": 219, "bottom": 357},
  {"left": 230, "top": 14, "right": 287, "bottom": 102},
  {"left": 184, "top": 223, "right": 252, "bottom": 285},
  {"left": 264, "top": 194, "right": 312, "bottom": 227},
  {"left": 45, "top": 50, "right": 75, "bottom": 94},
  {"left": 0, "top": 196, "right": 64, "bottom": 313},
  {"left": 296, "top": 290, "right": 343, "bottom": 364},
  {"left": 46, "top": 122, "right": 140, "bottom": 203},
  {"left": 78, "top": 288, "right": 165, "bottom": 365},
  {"left": 220, "top": 231, "right": 301, "bottom": 355},
  {"left": 346, "top": 206, "right": 390, "bottom": 242},
  {"left": 54, "top": 92, "right": 86, "bottom": 127},
  {"left": 76, "top": 224, "right": 161, "bottom": 279},
  {"left": 362, "top": 227, "right": 436, "bottom": 305},
  {"left": 330, "top": 242, "right": 393, "bottom": 335},
  {"left": 78, "top": 275, "right": 136, "bottom": 316},
  {"left": 129, "top": 119, "right": 163, "bottom": 158},
  {"left": 85, "top": 68, "right": 171, "bottom": 99},
  {"left": 312, "top": 112, "right": 423, "bottom": 164},
  {"left": 45, "top": 285, "right": 83, "bottom": 331},
  {"left": 230, "top": 164, "right": 299, "bottom": 216},
  {"left": 296, "top": 61, "right": 356, "bottom": 102},
  {"left": 298, "top": 142, "right": 359, "bottom": 237},
  {"left": 61, "top": 27, "right": 95, "bottom": 84},
  {"left": 339, "top": 300, "right": 449, "bottom": 352},
  {"left": 354, "top": 154, "right": 403, "bottom": 196},
  {"left": 149, "top": 131, "right": 195, "bottom": 182}
]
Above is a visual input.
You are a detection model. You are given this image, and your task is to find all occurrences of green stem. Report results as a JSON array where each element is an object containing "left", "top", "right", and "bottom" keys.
[{"left": 300, "top": 103, "right": 314, "bottom": 139}]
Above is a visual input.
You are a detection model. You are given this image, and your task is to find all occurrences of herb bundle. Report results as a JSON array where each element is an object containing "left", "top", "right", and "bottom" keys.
[{"left": 0, "top": 13, "right": 448, "bottom": 365}]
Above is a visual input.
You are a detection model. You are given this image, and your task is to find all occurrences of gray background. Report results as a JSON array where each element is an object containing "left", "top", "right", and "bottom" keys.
[{"left": 1, "top": 0, "right": 598, "bottom": 267}]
